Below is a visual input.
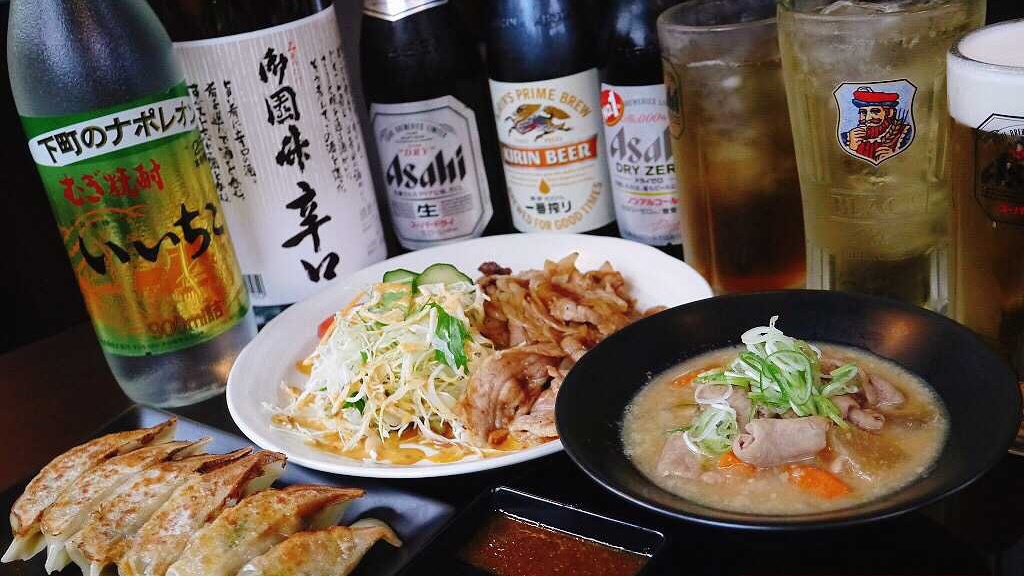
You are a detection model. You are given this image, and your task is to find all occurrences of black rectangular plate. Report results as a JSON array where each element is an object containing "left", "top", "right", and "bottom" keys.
[
  {"left": 399, "top": 486, "right": 666, "bottom": 575},
  {"left": 0, "top": 405, "right": 455, "bottom": 576}
]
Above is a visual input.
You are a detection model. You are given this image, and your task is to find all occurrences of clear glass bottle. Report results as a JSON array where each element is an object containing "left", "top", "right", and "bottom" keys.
[{"left": 8, "top": 0, "right": 257, "bottom": 407}]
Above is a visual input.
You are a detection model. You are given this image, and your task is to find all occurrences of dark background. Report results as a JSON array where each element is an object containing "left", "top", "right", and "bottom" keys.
[{"left": 3, "top": 0, "right": 1022, "bottom": 354}]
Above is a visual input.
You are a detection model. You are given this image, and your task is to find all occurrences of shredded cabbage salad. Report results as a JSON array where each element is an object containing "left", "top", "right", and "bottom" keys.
[
  {"left": 268, "top": 276, "right": 495, "bottom": 459},
  {"left": 680, "top": 316, "right": 859, "bottom": 456}
]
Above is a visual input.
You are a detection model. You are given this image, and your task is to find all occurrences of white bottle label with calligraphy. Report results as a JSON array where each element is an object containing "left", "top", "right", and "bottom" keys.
[
  {"left": 600, "top": 83, "right": 681, "bottom": 246},
  {"left": 173, "top": 4, "right": 386, "bottom": 307},
  {"left": 490, "top": 68, "right": 615, "bottom": 233},
  {"left": 370, "top": 96, "right": 493, "bottom": 250},
  {"left": 363, "top": 0, "right": 448, "bottom": 21}
]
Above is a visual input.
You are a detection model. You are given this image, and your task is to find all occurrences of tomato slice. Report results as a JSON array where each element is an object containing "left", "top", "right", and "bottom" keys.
[{"left": 317, "top": 315, "right": 335, "bottom": 339}]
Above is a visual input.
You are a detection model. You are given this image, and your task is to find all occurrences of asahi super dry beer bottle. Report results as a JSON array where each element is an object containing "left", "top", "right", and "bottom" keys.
[
  {"left": 601, "top": 0, "right": 681, "bottom": 256},
  {"left": 8, "top": 0, "right": 256, "bottom": 407},
  {"left": 487, "top": 0, "right": 617, "bottom": 234},
  {"left": 148, "top": 0, "right": 387, "bottom": 324},
  {"left": 362, "top": 0, "right": 510, "bottom": 250}
]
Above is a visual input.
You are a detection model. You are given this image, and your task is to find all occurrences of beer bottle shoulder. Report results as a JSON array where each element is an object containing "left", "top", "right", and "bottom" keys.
[
  {"left": 486, "top": 0, "right": 596, "bottom": 82},
  {"left": 601, "top": 0, "right": 670, "bottom": 86},
  {"left": 362, "top": 4, "right": 477, "bottom": 103}
]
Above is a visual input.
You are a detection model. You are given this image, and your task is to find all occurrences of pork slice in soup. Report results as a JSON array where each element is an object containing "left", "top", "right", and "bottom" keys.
[{"left": 622, "top": 344, "right": 947, "bottom": 515}]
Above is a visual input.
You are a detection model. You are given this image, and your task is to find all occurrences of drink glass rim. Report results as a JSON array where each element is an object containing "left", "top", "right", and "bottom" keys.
[
  {"left": 658, "top": 0, "right": 776, "bottom": 34},
  {"left": 949, "top": 17, "right": 1024, "bottom": 75},
  {"left": 778, "top": 0, "right": 970, "bottom": 21}
]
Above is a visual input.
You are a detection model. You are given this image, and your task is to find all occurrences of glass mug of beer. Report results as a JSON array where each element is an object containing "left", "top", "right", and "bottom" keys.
[
  {"left": 658, "top": 0, "right": 806, "bottom": 294},
  {"left": 948, "top": 20, "right": 1024, "bottom": 375},
  {"left": 778, "top": 0, "right": 984, "bottom": 311}
]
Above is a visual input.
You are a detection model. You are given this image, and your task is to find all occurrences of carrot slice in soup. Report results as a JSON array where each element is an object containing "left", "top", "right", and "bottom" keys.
[
  {"left": 670, "top": 369, "right": 704, "bottom": 389},
  {"left": 786, "top": 465, "right": 852, "bottom": 499},
  {"left": 717, "top": 451, "right": 756, "bottom": 475}
]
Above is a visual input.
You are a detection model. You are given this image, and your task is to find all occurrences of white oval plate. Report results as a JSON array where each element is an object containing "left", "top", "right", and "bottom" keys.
[{"left": 227, "top": 233, "right": 712, "bottom": 478}]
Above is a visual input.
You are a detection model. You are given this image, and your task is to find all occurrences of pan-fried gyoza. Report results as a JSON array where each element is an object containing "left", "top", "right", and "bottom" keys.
[
  {"left": 1, "top": 420, "right": 401, "bottom": 576},
  {"left": 119, "top": 450, "right": 287, "bottom": 576},
  {"left": 165, "top": 485, "right": 363, "bottom": 576},
  {"left": 236, "top": 519, "right": 402, "bottom": 576},
  {"left": 40, "top": 438, "right": 209, "bottom": 573},
  {"left": 622, "top": 317, "right": 948, "bottom": 514},
  {"left": 66, "top": 448, "right": 252, "bottom": 576},
  {"left": 4, "top": 419, "right": 178, "bottom": 564}
]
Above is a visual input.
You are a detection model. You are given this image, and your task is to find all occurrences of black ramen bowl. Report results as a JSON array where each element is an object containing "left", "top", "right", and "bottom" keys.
[{"left": 556, "top": 290, "right": 1021, "bottom": 530}]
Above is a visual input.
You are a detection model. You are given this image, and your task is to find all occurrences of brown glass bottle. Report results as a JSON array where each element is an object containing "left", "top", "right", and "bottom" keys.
[
  {"left": 362, "top": 0, "right": 511, "bottom": 250},
  {"left": 600, "top": 0, "right": 683, "bottom": 258},
  {"left": 487, "top": 0, "right": 619, "bottom": 236}
]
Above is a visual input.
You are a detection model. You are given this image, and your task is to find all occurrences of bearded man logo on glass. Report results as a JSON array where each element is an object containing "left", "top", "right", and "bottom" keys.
[{"left": 839, "top": 87, "right": 914, "bottom": 165}]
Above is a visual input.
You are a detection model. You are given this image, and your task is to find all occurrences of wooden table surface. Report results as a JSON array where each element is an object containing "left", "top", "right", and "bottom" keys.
[{"left": 4, "top": 323, "right": 1024, "bottom": 576}]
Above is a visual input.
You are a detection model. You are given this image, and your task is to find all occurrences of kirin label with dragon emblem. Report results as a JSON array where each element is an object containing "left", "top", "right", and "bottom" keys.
[{"left": 489, "top": 69, "right": 614, "bottom": 233}]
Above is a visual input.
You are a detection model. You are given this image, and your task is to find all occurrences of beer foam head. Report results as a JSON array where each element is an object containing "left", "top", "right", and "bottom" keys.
[{"left": 948, "top": 19, "right": 1024, "bottom": 128}]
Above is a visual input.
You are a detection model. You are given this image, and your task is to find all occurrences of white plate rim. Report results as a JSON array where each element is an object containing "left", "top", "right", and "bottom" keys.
[{"left": 227, "top": 233, "right": 712, "bottom": 478}]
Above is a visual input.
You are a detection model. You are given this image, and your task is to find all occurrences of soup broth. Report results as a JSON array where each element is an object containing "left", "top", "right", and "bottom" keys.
[{"left": 621, "top": 345, "right": 948, "bottom": 515}]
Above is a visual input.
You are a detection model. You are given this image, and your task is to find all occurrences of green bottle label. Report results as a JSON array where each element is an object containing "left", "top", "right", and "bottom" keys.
[{"left": 21, "top": 83, "right": 250, "bottom": 356}]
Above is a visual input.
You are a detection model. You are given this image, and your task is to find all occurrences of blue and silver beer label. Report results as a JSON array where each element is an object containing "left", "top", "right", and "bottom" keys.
[{"left": 370, "top": 96, "right": 493, "bottom": 249}]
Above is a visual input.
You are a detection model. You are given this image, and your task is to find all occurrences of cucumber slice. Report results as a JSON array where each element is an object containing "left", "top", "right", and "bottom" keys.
[
  {"left": 414, "top": 263, "right": 473, "bottom": 288},
  {"left": 375, "top": 282, "right": 413, "bottom": 313},
  {"left": 382, "top": 268, "right": 418, "bottom": 285}
]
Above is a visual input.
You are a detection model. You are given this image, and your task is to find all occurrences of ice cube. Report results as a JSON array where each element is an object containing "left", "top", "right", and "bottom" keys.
[{"left": 818, "top": 0, "right": 946, "bottom": 16}]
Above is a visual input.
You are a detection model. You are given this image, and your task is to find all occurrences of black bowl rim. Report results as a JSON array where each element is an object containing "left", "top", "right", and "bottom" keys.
[
  {"left": 557, "top": 289, "right": 1022, "bottom": 531},
  {"left": 488, "top": 485, "right": 668, "bottom": 545}
]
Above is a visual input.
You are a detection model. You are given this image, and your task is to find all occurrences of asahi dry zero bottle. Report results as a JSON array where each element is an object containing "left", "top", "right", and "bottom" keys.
[{"left": 601, "top": 0, "right": 682, "bottom": 257}]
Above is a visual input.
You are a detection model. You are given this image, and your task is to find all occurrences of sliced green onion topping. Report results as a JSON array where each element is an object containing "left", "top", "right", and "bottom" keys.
[
  {"left": 734, "top": 316, "right": 848, "bottom": 427},
  {"left": 684, "top": 405, "right": 737, "bottom": 456},
  {"left": 821, "top": 364, "right": 860, "bottom": 397},
  {"left": 676, "top": 316, "right": 858, "bottom": 458}
]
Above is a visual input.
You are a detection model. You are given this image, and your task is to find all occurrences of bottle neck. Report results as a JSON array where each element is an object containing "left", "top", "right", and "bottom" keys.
[
  {"left": 487, "top": 0, "right": 594, "bottom": 83},
  {"left": 362, "top": 1, "right": 478, "bottom": 104},
  {"left": 9, "top": 0, "right": 181, "bottom": 116}
]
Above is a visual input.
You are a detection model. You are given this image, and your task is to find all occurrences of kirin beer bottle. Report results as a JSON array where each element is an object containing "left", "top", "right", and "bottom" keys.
[
  {"left": 601, "top": 0, "right": 682, "bottom": 257},
  {"left": 362, "top": 0, "right": 511, "bottom": 250},
  {"left": 8, "top": 0, "right": 256, "bottom": 406},
  {"left": 148, "top": 0, "right": 387, "bottom": 324},
  {"left": 487, "top": 0, "right": 618, "bottom": 235}
]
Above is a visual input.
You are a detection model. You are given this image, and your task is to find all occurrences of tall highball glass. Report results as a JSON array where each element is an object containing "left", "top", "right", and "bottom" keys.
[
  {"left": 659, "top": 0, "right": 806, "bottom": 295},
  {"left": 778, "top": 0, "right": 984, "bottom": 311}
]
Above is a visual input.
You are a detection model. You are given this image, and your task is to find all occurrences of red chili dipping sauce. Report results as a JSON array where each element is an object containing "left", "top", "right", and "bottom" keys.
[{"left": 458, "top": 512, "right": 648, "bottom": 576}]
